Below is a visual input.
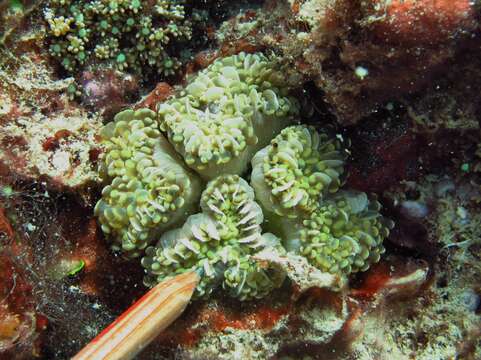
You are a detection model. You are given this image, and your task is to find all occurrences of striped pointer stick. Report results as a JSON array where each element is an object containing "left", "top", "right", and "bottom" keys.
[{"left": 73, "top": 271, "right": 200, "bottom": 360}]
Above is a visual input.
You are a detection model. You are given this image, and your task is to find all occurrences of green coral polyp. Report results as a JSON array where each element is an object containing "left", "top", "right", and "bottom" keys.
[
  {"left": 99, "top": 109, "right": 160, "bottom": 179},
  {"left": 142, "top": 175, "right": 285, "bottom": 300},
  {"left": 222, "top": 250, "right": 284, "bottom": 300},
  {"left": 282, "top": 191, "right": 394, "bottom": 275},
  {"left": 158, "top": 52, "right": 299, "bottom": 180},
  {"left": 251, "top": 125, "right": 346, "bottom": 218},
  {"left": 94, "top": 108, "right": 202, "bottom": 257},
  {"left": 200, "top": 175, "right": 263, "bottom": 244},
  {"left": 44, "top": 0, "right": 192, "bottom": 76}
]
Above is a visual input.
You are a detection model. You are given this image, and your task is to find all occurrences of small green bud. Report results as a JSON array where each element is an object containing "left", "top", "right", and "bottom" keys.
[
  {"left": 9, "top": 0, "right": 23, "bottom": 12},
  {"left": 67, "top": 83, "right": 77, "bottom": 94},
  {"left": 52, "top": 44, "right": 62, "bottom": 53},
  {"left": 116, "top": 53, "right": 126, "bottom": 63},
  {"left": 67, "top": 259, "right": 85, "bottom": 276},
  {"left": 1, "top": 185, "right": 13, "bottom": 197}
]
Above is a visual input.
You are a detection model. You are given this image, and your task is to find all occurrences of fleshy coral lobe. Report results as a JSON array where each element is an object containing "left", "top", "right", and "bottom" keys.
[
  {"left": 158, "top": 52, "right": 300, "bottom": 180},
  {"left": 142, "top": 175, "right": 286, "bottom": 300},
  {"left": 95, "top": 107, "right": 202, "bottom": 257}
]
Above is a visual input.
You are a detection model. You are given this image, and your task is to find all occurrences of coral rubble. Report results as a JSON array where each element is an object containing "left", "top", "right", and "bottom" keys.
[{"left": 0, "top": 39, "right": 103, "bottom": 202}]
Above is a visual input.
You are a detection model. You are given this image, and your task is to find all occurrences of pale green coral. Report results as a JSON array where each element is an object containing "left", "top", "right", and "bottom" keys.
[
  {"left": 157, "top": 52, "right": 300, "bottom": 180},
  {"left": 142, "top": 213, "right": 224, "bottom": 298},
  {"left": 200, "top": 175, "right": 263, "bottom": 243},
  {"left": 142, "top": 175, "right": 285, "bottom": 300},
  {"left": 250, "top": 125, "right": 391, "bottom": 277},
  {"left": 251, "top": 125, "right": 346, "bottom": 218},
  {"left": 44, "top": 0, "right": 192, "bottom": 75},
  {"left": 94, "top": 53, "right": 392, "bottom": 300},
  {"left": 280, "top": 191, "right": 394, "bottom": 275},
  {"left": 94, "top": 108, "right": 202, "bottom": 257}
]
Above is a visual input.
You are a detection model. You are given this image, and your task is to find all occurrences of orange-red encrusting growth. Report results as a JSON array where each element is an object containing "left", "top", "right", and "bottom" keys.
[
  {"left": 0, "top": 210, "right": 46, "bottom": 357},
  {"left": 350, "top": 262, "right": 393, "bottom": 299},
  {"left": 42, "top": 129, "right": 72, "bottom": 151},
  {"left": 206, "top": 305, "right": 290, "bottom": 332},
  {"left": 372, "top": 0, "right": 475, "bottom": 44},
  {"left": 157, "top": 300, "right": 292, "bottom": 348},
  {"left": 0, "top": 206, "right": 14, "bottom": 239},
  {"left": 350, "top": 257, "right": 431, "bottom": 300},
  {"left": 135, "top": 82, "right": 174, "bottom": 111}
]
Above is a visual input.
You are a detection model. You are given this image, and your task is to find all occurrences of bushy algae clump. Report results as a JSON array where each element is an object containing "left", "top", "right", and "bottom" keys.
[
  {"left": 95, "top": 52, "right": 393, "bottom": 299},
  {"left": 44, "top": 0, "right": 193, "bottom": 76}
]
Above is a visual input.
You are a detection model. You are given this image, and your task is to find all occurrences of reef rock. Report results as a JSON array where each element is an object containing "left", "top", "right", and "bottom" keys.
[{"left": 215, "top": 0, "right": 480, "bottom": 125}]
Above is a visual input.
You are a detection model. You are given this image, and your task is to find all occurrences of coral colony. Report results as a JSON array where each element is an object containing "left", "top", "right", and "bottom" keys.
[
  {"left": 44, "top": 0, "right": 191, "bottom": 76},
  {"left": 95, "top": 53, "right": 393, "bottom": 299}
]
